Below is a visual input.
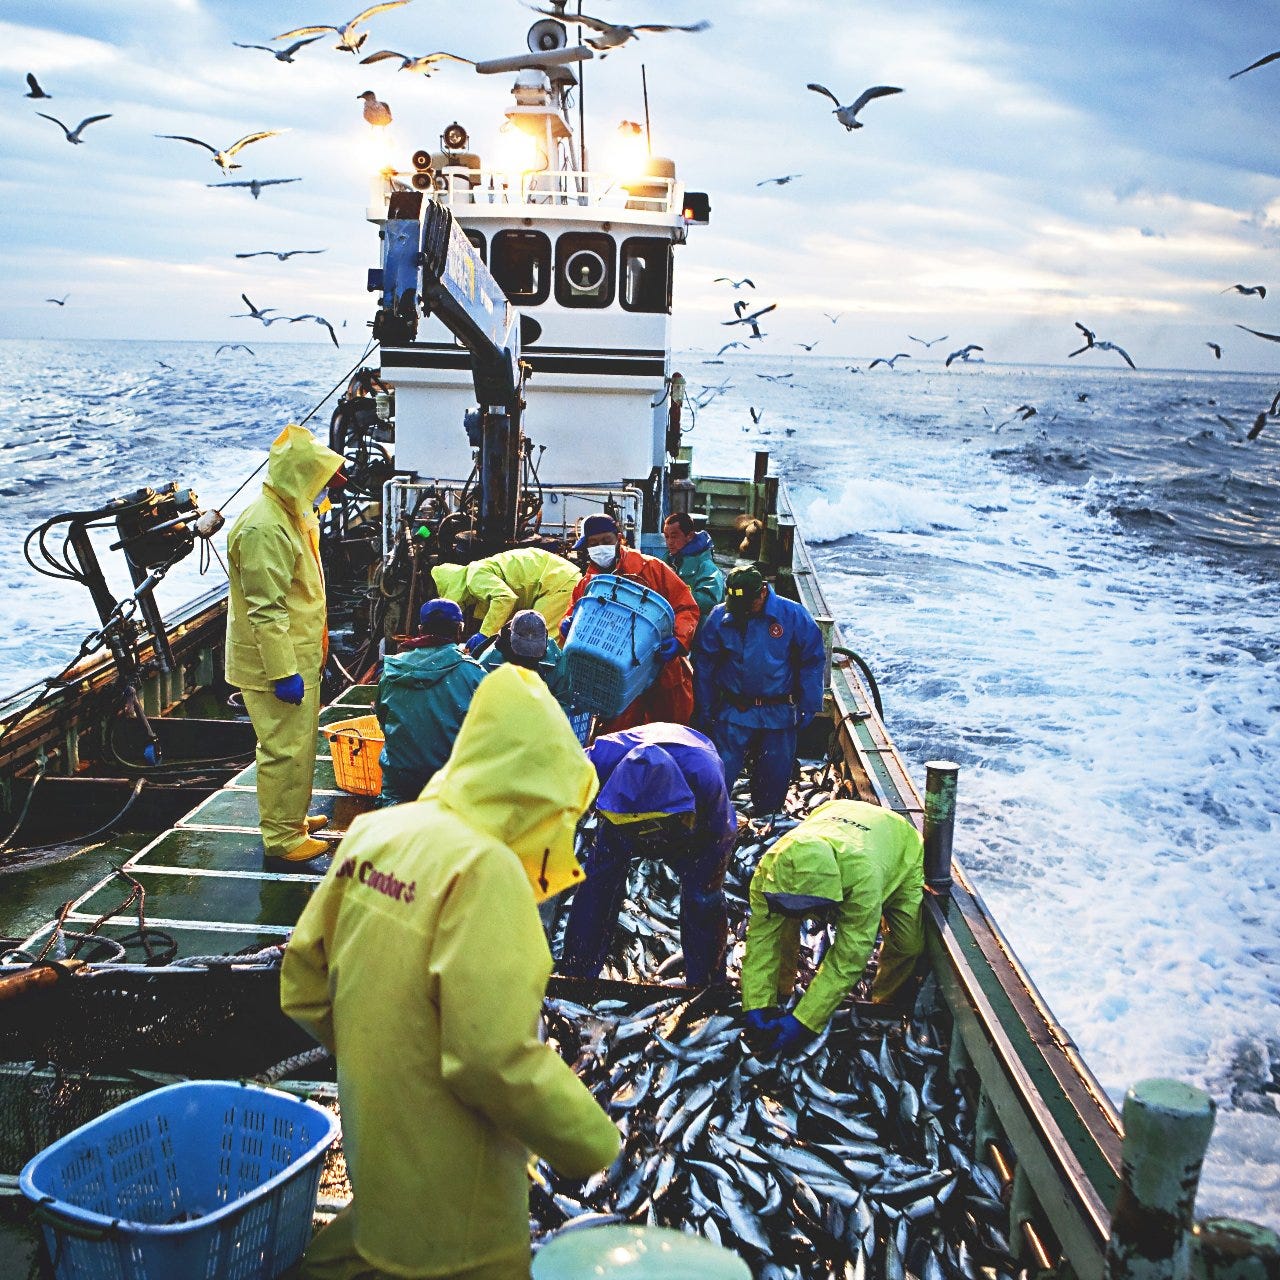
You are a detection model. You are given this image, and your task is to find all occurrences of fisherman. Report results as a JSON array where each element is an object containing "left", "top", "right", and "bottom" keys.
[
  {"left": 375, "top": 599, "right": 486, "bottom": 807},
  {"left": 281, "top": 664, "right": 620, "bottom": 1280},
  {"left": 741, "top": 799, "right": 924, "bottom": 1057},
  {"left": 662, "top": 511, "right": 724, "bottom": 630},
  {"left": 561, "top": 514, "right": 700, "bottom": 731},
  {"left": 476, "top": 608, "right": 573, "bottom": 712},
  {"left": 694, "top": 566, "right": 825, "bottom": 819},
  {"left": 559, "top": 724, "right": 735, "bottom": 986},
  {"left": 431, "top": 546, "right": 581, "bottom": 654},
  {"left": 225, "top": 424, "right": 345, "bottom": 864}
]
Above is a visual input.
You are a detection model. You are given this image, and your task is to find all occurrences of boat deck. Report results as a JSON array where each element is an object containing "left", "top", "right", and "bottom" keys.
[{"left": 17, "top": 685, "right": 380, "bottom": 963}]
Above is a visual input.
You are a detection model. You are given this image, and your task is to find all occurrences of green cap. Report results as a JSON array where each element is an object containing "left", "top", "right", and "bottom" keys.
[{"left": 725, "top": 565, "right": 764, "bottom": 615}]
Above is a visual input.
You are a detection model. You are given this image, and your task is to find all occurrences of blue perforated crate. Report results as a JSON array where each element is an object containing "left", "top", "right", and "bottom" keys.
[
  {"left": 563, "top": 574, "right": 676, "bottom": 719},
  {"left": 20, "top": 1080, "right": 339, "bottom": 1280}
]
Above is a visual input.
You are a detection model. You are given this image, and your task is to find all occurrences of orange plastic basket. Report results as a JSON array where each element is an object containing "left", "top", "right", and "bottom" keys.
[{"left": 321, "top": 715, "right": 384, "bottom": 797}]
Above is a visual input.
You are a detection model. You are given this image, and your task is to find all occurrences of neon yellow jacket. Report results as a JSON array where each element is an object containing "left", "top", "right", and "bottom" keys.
[
  {"left": 280, "top": 665, "right": 616, "bottom": 1277},
  {"left": 225, "top": 425, "right": 343, "bottom": 690},
  {"left": 432, "top": 548, "right": 581, "bottom": 637},
  {"left": 741, "top": 799, "right": 924, "bottom": 1031}
]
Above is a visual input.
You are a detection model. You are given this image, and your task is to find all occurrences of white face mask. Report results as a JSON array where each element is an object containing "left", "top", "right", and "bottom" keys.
[{"left": 588, "top": 544, "right": 618, "bottom": 569}]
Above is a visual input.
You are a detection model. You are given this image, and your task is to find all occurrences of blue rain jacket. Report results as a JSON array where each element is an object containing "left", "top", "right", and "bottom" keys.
[
  {"left": 479, "top": 636, "right": 574, "bottom": 711},
  {"left": 694, "top": 587, "right": 826, "bottom": 729}
]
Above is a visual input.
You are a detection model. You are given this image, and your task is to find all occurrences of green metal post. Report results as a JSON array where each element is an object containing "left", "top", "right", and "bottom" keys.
[
  {"left": 1105, "top": 1080, "right": 1216, "bottom": 1280},
  {"left": 923, "top": 760, "right": 959, "bottom": 895},
  {"left": 1191, "top": 1218, "right": 1280, "bottom": 1280}
]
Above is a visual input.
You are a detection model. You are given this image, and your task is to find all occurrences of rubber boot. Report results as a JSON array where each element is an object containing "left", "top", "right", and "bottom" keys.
[
  {"left": 305, "top": 815, "right": 329, "bottom": 832},
  {"left": 267, "top": 836, "right": 330, "bottom": 866}
]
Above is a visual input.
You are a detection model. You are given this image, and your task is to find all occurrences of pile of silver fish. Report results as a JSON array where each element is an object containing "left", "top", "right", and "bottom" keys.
[{"left": 534, "top": 765, "right": 1027, "bottom": 1279}]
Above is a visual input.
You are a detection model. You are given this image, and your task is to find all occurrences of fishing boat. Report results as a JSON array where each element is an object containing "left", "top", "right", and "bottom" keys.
[{"left": 0, "top": 8, "right": 1271, "bottom": 1278}]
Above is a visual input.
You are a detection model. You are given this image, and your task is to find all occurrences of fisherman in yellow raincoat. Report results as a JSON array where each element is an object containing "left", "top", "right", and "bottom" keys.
[
  {"left": 225, "top": 425, "right": 344, "bottom": 864},
  {"left": 280, "top": 664, "right": 620, "bottom": 1280},
  {"left": 431, "top": 547, "right": 581, "bottom": 654},
  {"left": 741, "top": 799, "right": 924, "bottom": 1057}
]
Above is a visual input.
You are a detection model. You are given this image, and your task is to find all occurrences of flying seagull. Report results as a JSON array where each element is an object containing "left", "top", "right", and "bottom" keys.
[
  {"left": 358, "top": 90, "right": 392, "bottom": 126},
  {"left": 1206, "top": 342, "right": 1222, "bottom": 359},
  {"left": 755, "top": 371, "right": 794, "bottom": 384},
  {"left": 45, "top": 294, "right": 69, "bottom": 305},
  {"left": 908, "top": 333, "right": 948, "bottom": 349},
  {"left": 236, "top": 248, "right": 327, "bottom": 261},
  {"left": 275, "top": 2, "right": 412, "bottom": 54},
  {"left": 824, "top": 312, "right": 843, "bottom": 324},
  {"left": 870, "top": 353, "right": 911, "bottom": 369},
  {"left": 37, "top": 112, "right": 111, "bottom": 144},
  {"left": 25, "top": 73, "right": 51, "bottom": 99},
  {"left": 233, "top": 294, "right": 278, "bottom": 323},
  {"left": 1229, "top": 50, "right": 1280, "bottom": 80},
  {"left": 796, "top": 340, "right": 820, "bottom": 352},
  {"left": 215, "top": 343, "right": 256, "bottom": 356},
  {"left": 290, "top": 313, "right": 340, "bottom": 347},
  {"left": 159, "top": 130, "right": 281, "bottom": 172},
  {"left": 359, "top": 49, "right": 473, "bottom": 73},
  {"left": 528, "top": 8, "right": 710, "bottom": 53},
  {"left": 1247, "top": 413, "right": 1270, "bottom": 441},
  {"left": 714, "top": 277, "right": 755, "bottom": 289},
  {"left": 944, "top": 344, "right": 983, "bottom": 367},
  {"left": 1067, "top": 322, "right": 1097, "bottom": 357},
  {"left": 723, "top": 302, "right": 777, "bottom": 340},
  {"left": 1236, "top": 323, "right": 1280, "bottom": 344},
  {"left": 806, "top": 82, "right": 903, "bottom": 131},
  {"left": 208, "top": 177, "right": 301, "bottom": 199},
  {"left": 1222, "top": 283, "right": 1267, "bottom": 299},
  {"left": 749, "top": 407, "right": 763, "bottom": 423},
  {"left": 233, "top": 36, "right": 323, "bottom": 62},
  {"left": 1089, "top": 340, "right": 1136, "bottom": 370},
  {"left": 756, "top": 174, "right": 801, "bottom": 187},
  {"left": 714, "top": 340, "right": 750, "bottom": 356}
]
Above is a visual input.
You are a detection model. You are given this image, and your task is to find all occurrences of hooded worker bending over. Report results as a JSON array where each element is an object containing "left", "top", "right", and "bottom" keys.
[
  {"left": 225, "top": 425, "right": 344, "bottom": 864},
  {"left": 375, "top": 599, "right": 485, "bottom": 806},
  {"left": 559, "top": 724, "right": 735, "bottom": 986},
  {"left": 282, "top": 664, "right": 619, "bottom": 1280},
  {"left": 477, "top": 609, "right": 573, "bottom": 712},
  {"left": 561, "top": 514, "right": 700, "bottom": 732},
  {"left": 741, "top": 800, "right": 924, "bottom": 1058},
  {"left": 431, "top": 546, "right": 581, "bottom": 653}
]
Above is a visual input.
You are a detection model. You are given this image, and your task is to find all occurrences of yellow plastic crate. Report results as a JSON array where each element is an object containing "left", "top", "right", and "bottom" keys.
[{"left": 321, "top": 715, "right": 384, "bottom": 797}]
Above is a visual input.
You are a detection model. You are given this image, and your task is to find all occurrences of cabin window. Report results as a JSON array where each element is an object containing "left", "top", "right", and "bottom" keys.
[
  {"left": 620, "top": 237, "right": 672, "bottom": 314},
  {"left": 555, "top": 232, "right": 615, "bottom": 309},
  {"left": 491, "top": 229, "right": 550, "bottom": 304},
  {"left": 464, "top": 228, "right": 486, "bottom": 264}
]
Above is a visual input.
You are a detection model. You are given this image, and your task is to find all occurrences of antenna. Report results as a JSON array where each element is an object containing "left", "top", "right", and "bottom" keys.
[
  {"left": 577, "top": 0, "right": 587, "bottom": 170},
  {"left": 641, "top": 64, "right": 652, "bottom": 153}
]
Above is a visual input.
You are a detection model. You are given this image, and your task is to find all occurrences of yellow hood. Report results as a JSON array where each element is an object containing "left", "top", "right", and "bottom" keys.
[
  {"left": 431, "top": 562, "right": 470, "bottom": 606},
  {"left": 420, "top": 663, "right": 597, "bottom": 902},
  {"left": 264, "top": 424, "right": 344, "bottom": 517}
]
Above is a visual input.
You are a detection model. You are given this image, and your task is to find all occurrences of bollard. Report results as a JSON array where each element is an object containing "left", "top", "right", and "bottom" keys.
[
  {"left": 923, "top": 761, "right": 959, "bottom": 894},
  {"left": 1192, "top": 1218, "right": 1280, "bottom": 1280},
  {"left": 1105, "top": 1079, "right": 1217, "bottom": 1280}
]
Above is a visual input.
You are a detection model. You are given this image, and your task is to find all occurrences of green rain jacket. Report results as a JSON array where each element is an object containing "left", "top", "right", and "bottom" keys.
[
  {"left": 741, "top": 799, "right": 924, "bottom": 1031},
  {"left": 225, "top": 425, "right": 343, "bottom": 690},
  {"left": 376, "top": 643, "right": 486, "bottom": 798},
  {"left": 479, "top": 635, "right": 574, "bottom": 711},
  {"left": 432, "top": 548, "right": 581, "bottom": 637},
  {"left": 668, "top": 530, "right": 724, "bottom": 625},
  {"left": 281, "top": 665, "right": 617, "bottom": 1277}
]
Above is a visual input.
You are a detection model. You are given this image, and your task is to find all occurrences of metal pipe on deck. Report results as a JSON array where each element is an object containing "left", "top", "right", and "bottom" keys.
[
  {"left": 1105, "top": 1080, "right": 1216, "bottom": 1280},
  {"left": 1191, "top": 1218, "right": 1280, "bottom": 1280},
  {"left": 923, "top": 760, "right": 959, "bottom": 894},
  {"left": 478, "top": 411, "right": 520, "bottom": 548}
]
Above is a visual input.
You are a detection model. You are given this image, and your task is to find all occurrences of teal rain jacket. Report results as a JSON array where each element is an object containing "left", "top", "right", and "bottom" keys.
[
  {"left": 479, "top": 635, "right": 574, "bottom": 712},
  {"left": 668, "top": 530, "right": 725, "bottom": 625}
]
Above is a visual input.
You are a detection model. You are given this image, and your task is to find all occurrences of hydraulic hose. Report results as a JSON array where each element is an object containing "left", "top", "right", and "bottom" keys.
[{"left": 831, "top": 645, "right": 884, "bottom": 720}]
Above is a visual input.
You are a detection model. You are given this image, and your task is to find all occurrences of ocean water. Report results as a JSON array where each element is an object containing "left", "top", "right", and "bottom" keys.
[{"left": 1, "top": 340, "right": 1278, "bottom": 1226}]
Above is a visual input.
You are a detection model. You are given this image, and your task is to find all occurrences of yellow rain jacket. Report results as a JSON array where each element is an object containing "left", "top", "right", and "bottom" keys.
[
  {"left": 281, "top": 665, "right": 617, "bottom": 1278},
  {"left": 741, "top": 799, "right": 924, "bottom": 1030},
  {"left": 225, "top": 425, "right": 344, "bottom": 689},
  {"left": 432, "top": 548, "right": 581, "bottom": 638}
]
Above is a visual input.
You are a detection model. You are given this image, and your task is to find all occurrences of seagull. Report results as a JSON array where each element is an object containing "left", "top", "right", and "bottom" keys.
[
  {"left": 715, "top": 341, "right": 750, "bottom": 356},
  {"left": 158, "top": 130, "right": 281, "bottom": 172},
  {"left": 796, "top": 340, "right": 820, "bottom": 352},
  {"left": 156, "top": 360, "right": 173, "bottom": 369},
  {"left": 289, "top": 314, "right": 340, "bottom": 347},
  {"left": 216, "top": 343, "right": 256, "bottom": 356},
  {"left": 824, "top": 312, "right": 843, "bottom": 324},
  {"left": 1067, "top": 322, "right": 1097, "bottom": 357},
  {"left": 359, "top": 49, "right": 473, "bottom": 73},
  {"left": 723, "top": 302, "right": 777, "bottom": 340},
  {"left": 528, "top": 8, "right": 710, "bottom": 54},
  {"left": 1090, "top": 341, "right": 1136, "bottom": 370},
  {"left": 275, "top": 2, "right": 412, "bottom": 54},
  {"left": 25, "top": 73, "right": 51, "bottom": 99},
  {"left": 45, "top": 294, "right": 69, "bottom": 306},
  {"left": 749, "top": 407, "right": 763, "bottom": 423},
  {"left": 234, "top": 36, "right": 323, "bottom": 62},
  {"left": 756, "top": 174, "right": 801, "bottom": 187},
  {"left": 358, "top": 90, "right": 392, "bottom": 126},
  {"left": 233, "top": 294, "right": 278, "bottom": 323},
  {"left": 944, "top": 345, "right": 983, "bottom": 367},
  {"left": 847, "top": 365, "right": 863, "bottom": 374},
  {"left": 714, "top": 277, "right": 755, "bottom": 289},
  {"left": 1206, "top": 342, "right": 1222, "bottom": 359},
  {"left": 870, "top": 353, "right": 912, "bottom": 369},
  {"left": 806, "top": 82, "right": 903, "bottom": 131},
  {"left": 1229, "top": 50, "right": 1280, "bottom": 80},
  {"left": 208, "top": 178, "right": 301, "bottom": 199},
  {"left": 1236, "top": 323, "right": 1280, "bottom": 344},
  {"left": 236, "top": 249, "right": 327, "bottom": 261},
  {"left": 1222, "top": 283, "right": 1267, "bottom": 299},
  {"left": 908, "top": 333, "right": 948, "bottom": 349},
  {"left": 1247, "top": 412, "right": 1269, "bottom": 441},
  {"left": 37, "top": 112, "right": 111, "bottom": 144},
  {"left": 755, "top": 371, "right": 794, "bottom": 383}
]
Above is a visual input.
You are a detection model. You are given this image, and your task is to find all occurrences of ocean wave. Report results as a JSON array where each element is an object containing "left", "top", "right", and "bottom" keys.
[{"left": 804, "top": 477, "right": 977, "bottom": 542}]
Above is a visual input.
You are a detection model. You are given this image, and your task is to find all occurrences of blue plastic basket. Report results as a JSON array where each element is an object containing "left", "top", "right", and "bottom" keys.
[
  {"left": 563, "top": 574, "right": 676, "bottom": 719},
  {"left": 19, "top": 1080, "right": 339, "bottom": 1280}
]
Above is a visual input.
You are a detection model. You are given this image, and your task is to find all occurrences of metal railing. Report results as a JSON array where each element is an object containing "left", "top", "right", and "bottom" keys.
[{"left": 424, "top": 167, "right": 678, "bottom": 214}]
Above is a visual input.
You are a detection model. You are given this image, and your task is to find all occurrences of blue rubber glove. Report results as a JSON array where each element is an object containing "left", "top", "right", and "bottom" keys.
[
  {"left": 744, "top": 1008, "right": 778, "bottom": 1035},
  {"left": 656, "top": 635, "right": 683, "bottom": 662},
  {"left": 773, "top": 1013, "right": 818, "bottom": 1058},
  {"left": 463, "top": 633, "right": 488, "bottom": 656},
  {"left": 743, "top": 1007, "right": 782, "bottom": 1055},
  {"left": 273, "top": 674, "right": 305, "bottom": 705},
  {"left": 559, "top": 614, "right": 573, "bottom": 639}
]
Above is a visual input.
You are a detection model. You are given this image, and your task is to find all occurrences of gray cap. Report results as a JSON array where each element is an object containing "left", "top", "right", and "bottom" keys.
[{"left": 508, "top": 609, "right": 548, "bottom": 659}]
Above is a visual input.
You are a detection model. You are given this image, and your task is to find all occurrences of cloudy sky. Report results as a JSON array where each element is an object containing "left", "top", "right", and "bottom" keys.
[{"left": 4, "top": 0, "right": 1280, "bottom": 370}]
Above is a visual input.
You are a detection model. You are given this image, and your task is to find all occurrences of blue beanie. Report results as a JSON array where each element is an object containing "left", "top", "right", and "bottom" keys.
[
  {"left": 573, "top": 513, "right": 619, "bottom": 550},
  {"left": 418, "top": 598, "right": 465, "bottom": 633}
]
